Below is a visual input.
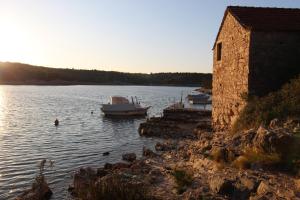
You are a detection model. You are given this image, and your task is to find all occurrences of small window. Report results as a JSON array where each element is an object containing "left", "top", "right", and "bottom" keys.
[{"left": 217, "top": 42, "right": 222, "bottom": 61}]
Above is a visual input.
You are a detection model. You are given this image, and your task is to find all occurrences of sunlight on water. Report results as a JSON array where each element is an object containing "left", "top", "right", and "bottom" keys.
[
  {"left": 0, "top": 85, "right": 207, "bottom": 200},
  {"left": 0, "top": 86, "right": 4, "bottom": 132}
]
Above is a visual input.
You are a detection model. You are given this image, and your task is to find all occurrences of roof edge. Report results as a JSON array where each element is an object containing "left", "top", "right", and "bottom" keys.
[
  {"left": 212, "top": 6, "right": 251, "bottom": 50},
  {"left": 212, "top": 8, "right": 229, "bottom": 50}
]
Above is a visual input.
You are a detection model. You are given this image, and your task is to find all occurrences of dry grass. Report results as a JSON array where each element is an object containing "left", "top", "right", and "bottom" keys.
[
  {"left": 232, "top": 148, "right": 281, "bottom": 170},
  {"left": 232, "top": 156, "right": 251, "bottom": 170},
  {"left": 78, "top": 173, "right": 151, "bottom": 200},
  {"left": 232, "top": 75, "right": 300, "bottom": 133},
  {"left": 171, "top": 168, "right": 193, "bottom": 194}
]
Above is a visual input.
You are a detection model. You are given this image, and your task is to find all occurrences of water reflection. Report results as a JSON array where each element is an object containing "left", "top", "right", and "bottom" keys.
[
  {"left": 0, "top": 86, "right": 5, "bottom": 128},
  {"left": 0, "top": 85, "right": 198, "bottom": 199},
  {"left": 0, "top": 86, "right": 5, "bottom": 131}
]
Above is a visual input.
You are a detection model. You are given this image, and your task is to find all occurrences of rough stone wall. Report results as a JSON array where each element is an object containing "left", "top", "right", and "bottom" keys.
[
  {"left": 249, "top": 31, "right": 300, "bottom": 96},
  {"left": 212, "top": 12, "right": 250, "bottom": 131}
]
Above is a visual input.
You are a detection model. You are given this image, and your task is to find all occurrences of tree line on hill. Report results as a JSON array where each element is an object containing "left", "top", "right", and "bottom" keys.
[{"left": 0, "top": 62, "right": 212, "bottom": 88}]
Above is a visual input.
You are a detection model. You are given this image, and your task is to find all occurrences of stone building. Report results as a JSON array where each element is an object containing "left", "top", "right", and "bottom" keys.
[{"left": 212, "top": 6, "right": 300, "bottom": 131}]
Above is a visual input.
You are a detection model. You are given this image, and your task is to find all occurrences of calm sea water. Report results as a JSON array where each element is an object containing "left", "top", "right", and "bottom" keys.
[{"left": 0, "top": 85, "right": 207, "bottom": 200}]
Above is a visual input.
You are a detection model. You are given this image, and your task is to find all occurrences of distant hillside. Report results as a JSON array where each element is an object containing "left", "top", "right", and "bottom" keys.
[{"left": 0, "top": 62, "right": 212, "bottom": 88}]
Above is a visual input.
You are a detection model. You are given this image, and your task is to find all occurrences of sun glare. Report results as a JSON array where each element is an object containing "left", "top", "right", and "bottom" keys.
[{"left": 0, "top": 17, "right": 44, "bottom": 64}]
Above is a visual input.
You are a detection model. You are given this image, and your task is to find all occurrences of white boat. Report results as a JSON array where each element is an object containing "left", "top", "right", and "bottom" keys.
[
  {"left": 187, "top": 94, "right": 211, "bottom": 105},
  {"left": 101, "top": 96, "right": 150, "bottom": 116}
]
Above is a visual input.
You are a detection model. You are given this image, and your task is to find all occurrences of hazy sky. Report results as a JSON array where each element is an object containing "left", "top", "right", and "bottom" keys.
[{"left": 0, "top": 0, "right": 299, "bottom": 73}]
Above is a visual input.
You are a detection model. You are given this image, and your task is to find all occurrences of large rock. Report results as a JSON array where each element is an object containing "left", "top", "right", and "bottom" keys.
[
  {"left": 143, "top": 147, "right": 158, "bottom": 157},
  {"left": 256, "top": 181, "right": 272, "bottom": 196},
  {"left": 155, "top": 141, "right": 176, "bottom": 151},
  {"left": 253, "top": 126, "right": 292, "bottom": 154},
  {"left": 232, "top": 129, "right": 256, "bottom": 148},
  {"left": 209, "top": 175, "right": 256, "bottom": 200},
  {"left": 209, "top": 176, "right": 235, "bottom": 196},
  {"left": 104, "top": 162, "right": 131, "bottom": 170},
  {"left": 122, "top": 153, "right": 137, "bottom": 162}
]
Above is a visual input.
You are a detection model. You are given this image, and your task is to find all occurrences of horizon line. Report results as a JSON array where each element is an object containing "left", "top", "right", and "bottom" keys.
[{"left": 0, "top": 61, "right": 212, "bottom": 74}]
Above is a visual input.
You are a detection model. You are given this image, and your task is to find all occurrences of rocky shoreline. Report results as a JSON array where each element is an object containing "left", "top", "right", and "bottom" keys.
[
  {"left": 67, "top": 118, "right": 300, "bottom": 200},
  {"left": 15, "top": 110, "right": 300, "bottom": 200},
  {"left": 139, "top": 108, "right": 211, "bottom": 139}
]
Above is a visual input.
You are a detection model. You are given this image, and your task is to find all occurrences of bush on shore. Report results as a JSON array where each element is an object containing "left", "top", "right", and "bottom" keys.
[{"left": 232, "top": 75, "right": 300, "bottom": 133}]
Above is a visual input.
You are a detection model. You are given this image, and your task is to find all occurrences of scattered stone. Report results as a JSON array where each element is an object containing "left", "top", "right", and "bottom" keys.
[
  {"left": 67, "top": 120, "right": 300, "bottom": 200},
  {"left": 200, "top": 144, "right": 212, "bottom": 154},
  {"left": 113, "top": 162, "right": 131, "bottom": 169},
  {"left": 164, "top": 165, "right": 172, "bottom": 171},
  {"left": 122, "top": 153, "right": 137, "bottom": 162},
  {"left": 294, "top": 126, "right": 300, "bottom": 133},
  {"left": 256, "top": 181, "right": 272, "bottom": 195},
  {"left": 209, "top": 176, "right": 235, "bottom": 196},
  {"left": 155, "top": 141, "right": 176, "bottom": 151},
  {"left": 143, "top": 147, "right": 158, "bottom": 157},
  {"left": 139, "top": 109, "right": 211, "bottom": 139},
  {"left": 240, "top": 177, "right": 259, "bottom": 193},
  {"left": 97, "top": 168, "right": 108, "bottom": 177},
  {"left": 209, "top": 175, "right": 254, "bottom": 199},
  {"left": 276, "top": 188, "right": 295, "bottom": 199},
  {"left": 67, "top": 185, "right": 75, "bottom": 196},
  {"left": 269, "top": 118, "right": 279, "bottom": 129},
  {"left": 105, "top": 162, "right": 131, "bottom": 170},
  {"left": 253, "top": 125, "right": 292, "bottom": 154},
  {"left": 210, "top": 146, "right": 228, "bottom": 162},
  {"left": 104, "top": 163, "right": 113, "bottom": 169},
  {"left": 68, "top": 185, "right": 74, "bottom": 192},
  {"left": 294, "top": 179, "right": 300, "bottom": 191},
  {"left": 148, "top": 169, "right": 163, "bottom": 183}
]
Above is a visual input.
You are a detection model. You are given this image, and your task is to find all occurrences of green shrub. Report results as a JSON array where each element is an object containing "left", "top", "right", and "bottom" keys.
[
  {"left": 232, "top": 75, "right": 300, "bottom": 133},
  {"left": 171, "top": 169, "right": 193, "bottom": 194}
]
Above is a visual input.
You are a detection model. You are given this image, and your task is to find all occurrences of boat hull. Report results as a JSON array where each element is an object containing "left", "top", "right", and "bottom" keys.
[
  {"left": 101, "top": 108, "right": 149, "bottom": 116},
  {"left": 187, "top": 94, "right": 211, "bottom": 105},
  {"left": 189, "top": 99, "right": 212, "bottom": 105},
  {"left": 101, "top": 104, "right": 150, "bottom": 116}
]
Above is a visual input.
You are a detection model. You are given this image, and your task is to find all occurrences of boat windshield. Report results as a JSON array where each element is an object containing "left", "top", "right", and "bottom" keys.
[{"left": 111, "top": 96, "right": 130, "bottom": 104}]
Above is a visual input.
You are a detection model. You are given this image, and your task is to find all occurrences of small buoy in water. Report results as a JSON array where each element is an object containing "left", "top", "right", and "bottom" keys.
[
  {"left": 54, "top": 119, "right": 59, "bottom": 126},
  {"left": 91, "top": 111, "right": 94, "bottom": 114},
  {"left": 102, "top": 152, "right": 110, "bottom": 156}
]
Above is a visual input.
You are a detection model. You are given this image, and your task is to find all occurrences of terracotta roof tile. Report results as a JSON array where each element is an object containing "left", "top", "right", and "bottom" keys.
[
  {"left": 213, "top": 6, "right": 300, "bottom": 49},
  {"left": 228, "top": 6, "right": 300, "bottom": 31}
]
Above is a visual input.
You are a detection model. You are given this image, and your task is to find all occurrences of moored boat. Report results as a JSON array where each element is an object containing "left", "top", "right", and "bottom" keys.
[
  {"left": 101, "top": 96, "right": 150, "bottom": 116},
  {"left": 186, "top": 94, "right": 211, "bottom": 104}
]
